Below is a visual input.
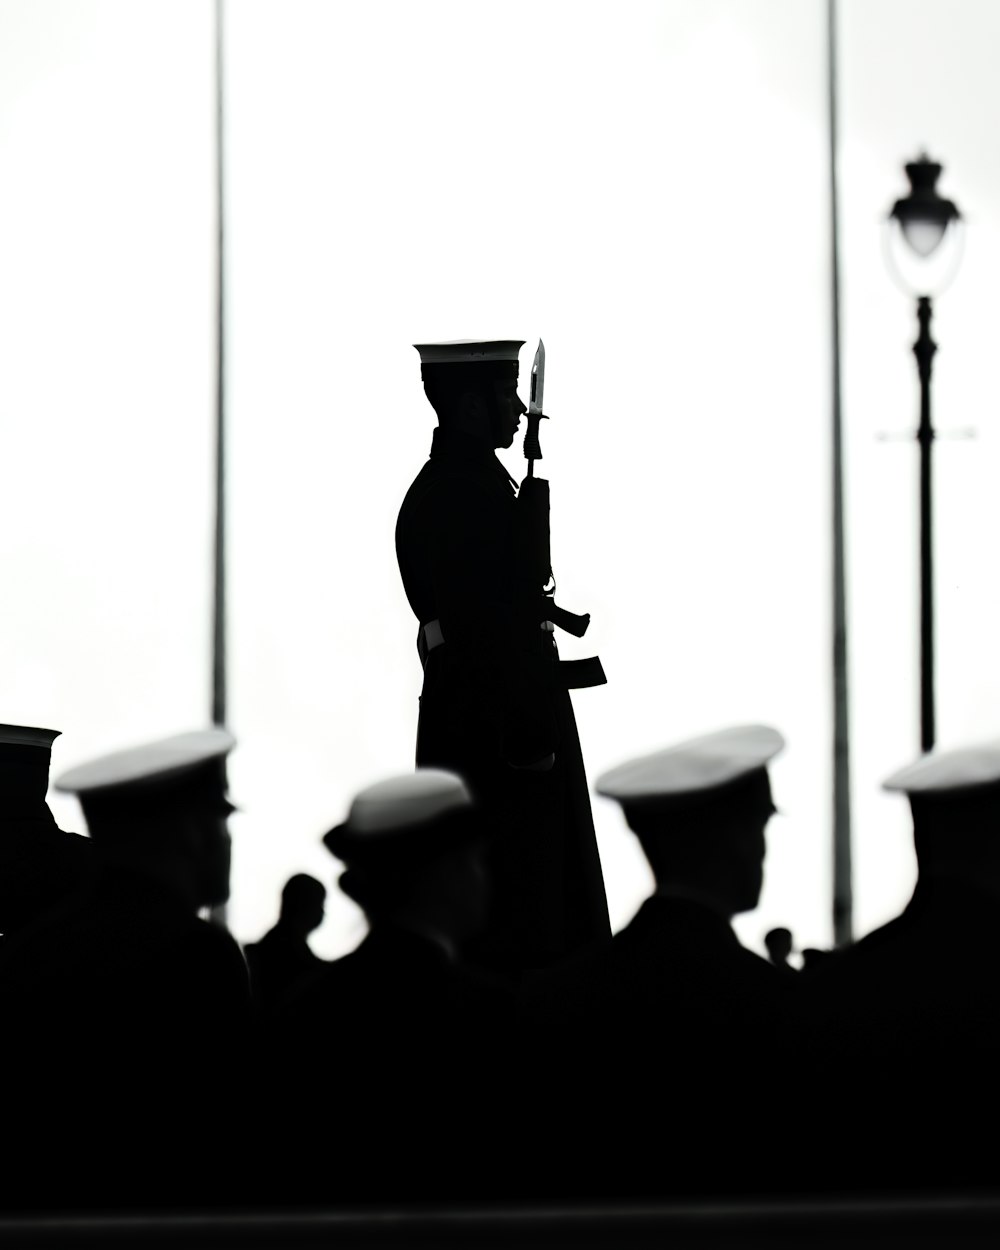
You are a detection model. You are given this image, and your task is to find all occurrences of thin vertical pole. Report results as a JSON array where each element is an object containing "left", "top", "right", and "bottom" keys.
[
  {"left": 210, "top": 0, "right": 229, "bottom": 929},
  {"left": 915, "top": 295, "right": 937, "bottom": 752},
  {"left": 827, "top": 0, "right": 853, "bottom": 947},
  {"left": 212, "top": 0, "right": 227, "bottom": 733}
]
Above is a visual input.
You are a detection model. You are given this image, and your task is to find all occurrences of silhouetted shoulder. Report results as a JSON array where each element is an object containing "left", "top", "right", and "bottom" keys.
[
  {"left": 802, "top": 877, "right": 999, "bottom": 1041},
  {"left": 159, "top": 913, "right": 251, "bottom": 996},
  {"left": 287, "top": 926, "right": 511, "bottom": 1041},
  {"left": 525, "top": 896, "right": 788, "bottom": 1024},
  {"left": 398, "top": 433, "right": 514, "bottom": 524}
]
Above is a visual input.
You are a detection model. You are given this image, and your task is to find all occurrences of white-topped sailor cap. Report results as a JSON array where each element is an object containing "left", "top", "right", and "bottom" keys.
[
  {"left": 883, "top": 739, "right": 1000, "bottom": 797},
  {"left": 55, "top": 728, "right": 237, "bottom": 820},
  {"left": 414, "top": 341, "right": 525, "bottom": 403},
  {"left": 595, "top": 725, "right": 785, "bottom": 823},
  {"left": 883, "top": 740, "right": 1000, "bottom": 855},
  {"left": 324, "top": 768, "right": 479, "bottom": 864},
  {"left": 413, "top": 340, "right": 525, "bottom": 366}
]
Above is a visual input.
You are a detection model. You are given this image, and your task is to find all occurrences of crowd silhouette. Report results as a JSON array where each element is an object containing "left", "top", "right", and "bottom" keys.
[{"left": 3, "top": 340, "right": 999, "bottom": 1214}]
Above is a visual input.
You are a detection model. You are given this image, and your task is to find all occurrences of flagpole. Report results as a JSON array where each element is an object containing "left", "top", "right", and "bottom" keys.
[
  {"left": 827, "top": 0, "right": 853, "bottom": 947},
  {"left": 210, "top": 0, "right": 229, "bottom": 929}
]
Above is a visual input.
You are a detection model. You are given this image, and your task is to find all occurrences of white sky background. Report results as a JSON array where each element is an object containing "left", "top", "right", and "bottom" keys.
[{"left": 3, "top": 0, "right": 1000, "bottom": 962}]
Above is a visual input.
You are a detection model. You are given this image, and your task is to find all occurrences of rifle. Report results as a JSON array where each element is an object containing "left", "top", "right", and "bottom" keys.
[{"left": 518, "top": 340, "right": 606, "bottom": 689}]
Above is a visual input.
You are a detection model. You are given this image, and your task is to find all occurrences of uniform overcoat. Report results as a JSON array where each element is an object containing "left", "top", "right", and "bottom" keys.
[
  {"left": 395, "top": 426, "right": 610, "bottom": 974},
  {"left": 517, "top": 895, "right": 799, "bottom": 1199},
  {"left": 799, "top": 875, "right": 1000, "bottom": 1192},
  {"left": 0, "top": 860, "right": 253, "bottom": 1208},
  {"left": 267, "top": 925, "right": 516, "bottom": 1202}
]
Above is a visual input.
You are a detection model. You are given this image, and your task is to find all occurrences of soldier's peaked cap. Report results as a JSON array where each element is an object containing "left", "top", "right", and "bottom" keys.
[
  {"left": 596, "top": 725, "right": 784, "bottom": 817},
  {"left": 0, "top": 724, "right": 93, "bottom": 852},
  {"left": 55, "top": 728, "right": 235, "bottom": 798},
  {"left": 883, "top": 738, "right": 1000, "bottom": 796},
  {"left": 324, "top": 769, "right": 477, "bottom": 861},
  {"left": 0, "top": 723, "right": 62, "bottom": 809},
  {"left": 413, "top": 340, "right": 524, "bottom": 366}
]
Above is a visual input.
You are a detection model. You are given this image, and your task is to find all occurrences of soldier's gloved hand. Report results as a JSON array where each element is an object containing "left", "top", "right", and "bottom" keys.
[{"left": 510, "top": 753, "right": 555, "bottom": 772}]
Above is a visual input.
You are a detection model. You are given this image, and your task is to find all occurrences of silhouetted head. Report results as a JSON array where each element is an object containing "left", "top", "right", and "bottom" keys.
[
  {"left": 324, "top": 769, "right": 489, "bottom": 956},
  {"left": 884, "top": 739, "right": 1000, "bottom": 893},
  {"left": 596, "top": 726, "right": 785, "bottom": 918},
  {"left": 765, "top": 927, "right": 794, "bottom": 966},
  {"left": 415, "top": 340, "right": 527, "bottom": 449},
  {"left": 0, "top": 724, "right": 93, "bottom": 933},
  {"left": 55, "top": 729, "right": 237, "bottom": 912},
  {"left": 279, "top": 872, "right": 327, "bottom": 936}
]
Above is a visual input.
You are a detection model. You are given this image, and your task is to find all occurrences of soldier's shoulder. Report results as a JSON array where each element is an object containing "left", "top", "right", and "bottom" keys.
[
  {"left": 169, "top": 917, "right": 249, "bottom": 981},
  {"left": 519, "top": 936, "right": 618, "bottom": 1016},
  {"left": 407, "top": 451, "right": 514, "bottom": 498},
  {"left": 737, "top": 943, "right": 795, "bottom": 983},
  {"left": 797, "top": 919, "right": 912, "bottom": 1007},
  {"left": 399, "top": 460, "right": 485, "bottom": 521}
]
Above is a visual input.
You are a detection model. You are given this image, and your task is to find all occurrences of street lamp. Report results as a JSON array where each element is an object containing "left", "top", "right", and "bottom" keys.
[{"left": 885, "top": 154, "right": 963, "bottom": 753}]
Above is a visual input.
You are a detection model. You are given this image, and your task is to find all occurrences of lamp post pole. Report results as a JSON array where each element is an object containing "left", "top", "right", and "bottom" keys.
[
  {"left": 886, "top": 153, "right": 962, "bottom": 757},
  {"left": 915, "top": 296, "right": 937, "bottom": 752}
]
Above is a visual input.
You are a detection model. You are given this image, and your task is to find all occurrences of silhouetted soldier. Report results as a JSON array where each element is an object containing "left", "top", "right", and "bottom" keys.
[
  {"left": 48, "top": 729, "right": 253, "bottom": 1207},
  {"left": 520, "top": 725, "right": 796, "bottom": 1200},
  {"left": 0, "top": 723, "right": 101, "bottom": 1200},
  {"left": 801, "top": 738, "right": 1000, "bottom": 1192},
  {"left": 0, "top": 723, "right": 95, "bottom": 964},
  {"left": 244, "top": 873, "right": 328, "bottom": 1016},
  {"left": 765, "top": 926, "right": 797, "bottom": 973},
  {"left": 396, "top": 340, "right": 610, "bottom": 979},
  {"left": 270, "top": 769, "right": 514, "bottom": 1203}
]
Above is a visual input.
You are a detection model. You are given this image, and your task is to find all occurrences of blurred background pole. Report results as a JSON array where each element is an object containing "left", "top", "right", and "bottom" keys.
[
  {"left": 210, "top": 0, "right": 229, "bottom": 928},
  {"left": 827, "top": 0, "right": 852, "bottom": 947},
  {"left": 885, "top": 154, "right": 963, "bottom": 757}
]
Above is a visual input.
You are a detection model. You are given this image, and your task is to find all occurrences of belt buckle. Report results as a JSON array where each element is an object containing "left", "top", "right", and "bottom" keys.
[{"left": 423, "top": 619, "right": 445, "bottom": 651}]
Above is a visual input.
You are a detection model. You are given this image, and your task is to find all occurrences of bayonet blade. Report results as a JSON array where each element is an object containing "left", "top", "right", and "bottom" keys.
[{"left": 528, "top": 338, "right": 545, "bottom": 415}]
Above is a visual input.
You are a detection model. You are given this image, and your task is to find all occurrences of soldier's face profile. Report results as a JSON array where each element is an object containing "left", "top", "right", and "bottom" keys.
[
  {"left": 747, "top": 819, "right": 768, "bottom": 909},
  {"left": 196, "top": 810, "right": 233, "bottom": 906},
  {"left": 726, "top": 817, "right": 768, "bottom": 915},
  {"left": 492, "top": 379, "right": 526, "bottom": 449}
]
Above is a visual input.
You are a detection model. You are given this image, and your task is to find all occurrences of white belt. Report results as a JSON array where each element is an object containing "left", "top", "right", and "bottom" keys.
[{"left": 422, "top": 618, "right": 553, "bottom": 650}]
